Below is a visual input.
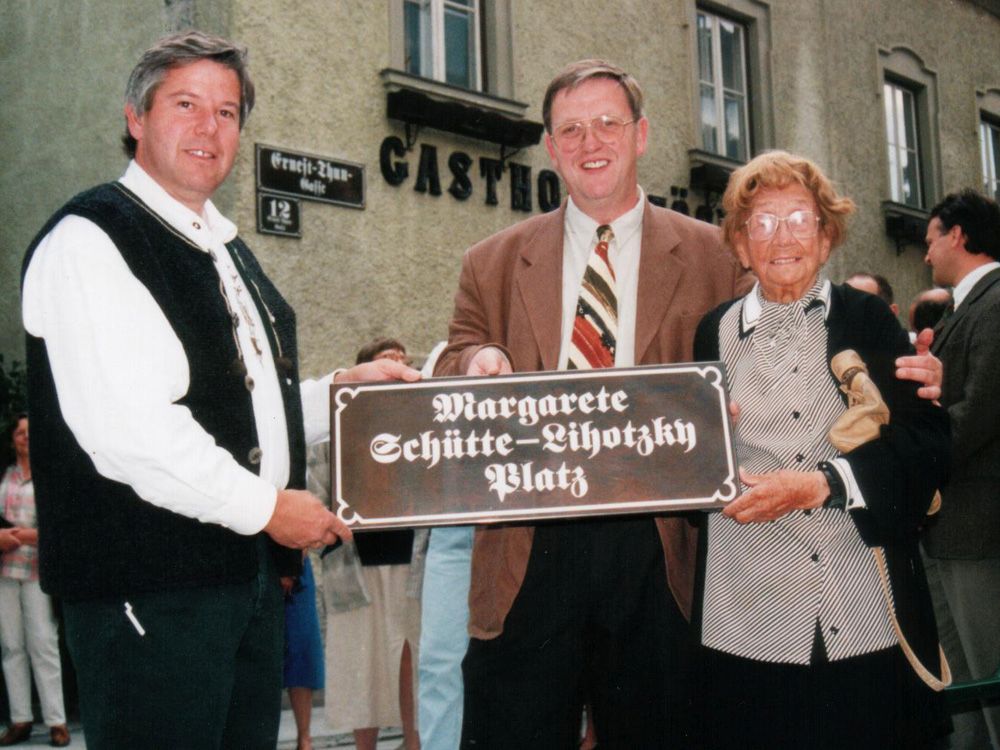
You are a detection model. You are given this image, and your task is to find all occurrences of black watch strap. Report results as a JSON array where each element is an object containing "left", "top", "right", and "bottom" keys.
[{"left": 818, "top": 461, "right": 847, "bottom": 510}]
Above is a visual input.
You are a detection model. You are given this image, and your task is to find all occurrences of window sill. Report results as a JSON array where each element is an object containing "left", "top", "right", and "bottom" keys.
[
  {"left": 882, "top": 201, "right": 929, "bottom": 255},
  {"left": 380, "top": 69, "right": 543, "bottom": 150},
  {"left": 688, "top": 149, "right": 745, "bottom": 194},
  {"left": 380, "top": 69, "right": 529, "bottom": 118}
]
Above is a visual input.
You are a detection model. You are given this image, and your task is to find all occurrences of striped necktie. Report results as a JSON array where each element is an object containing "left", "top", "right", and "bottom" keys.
[{"left": 567, "top": 225, "right": 617, "bottom": 370}]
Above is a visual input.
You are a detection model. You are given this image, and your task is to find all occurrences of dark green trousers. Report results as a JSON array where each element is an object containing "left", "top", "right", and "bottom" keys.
[{"left": 63, "top": 540, "right": 284, "bottom": 750}]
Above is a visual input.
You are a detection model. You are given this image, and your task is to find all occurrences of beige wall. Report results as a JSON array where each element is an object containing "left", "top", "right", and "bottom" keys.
[
  {"left": 2, "top": 0, "right": 999, "bottom": 374},
  {"left": 0, "top": 0, "right": 234, "bottom": 358}
]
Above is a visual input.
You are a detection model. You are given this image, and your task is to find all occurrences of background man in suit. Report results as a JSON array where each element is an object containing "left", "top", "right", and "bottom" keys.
[
  {"left": 923, "top": 188, "right": 1000, "bottom": 749},
  {"left": 437, "top": 58, "right": 947, "bottom": 750},
  {"left": 20, "top": 31, "right": 418, "bottom": 749}
]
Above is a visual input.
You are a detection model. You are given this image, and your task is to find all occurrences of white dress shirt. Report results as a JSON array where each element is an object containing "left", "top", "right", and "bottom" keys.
[
  {"left": 953, "top": 260, "right": 1000, "bottom": 309},
  {"left": 22, "top": 161, "right": 332, "bottom": 535},
  {"left": 557, "top": 190, "right": 645, "bottom": 369}
]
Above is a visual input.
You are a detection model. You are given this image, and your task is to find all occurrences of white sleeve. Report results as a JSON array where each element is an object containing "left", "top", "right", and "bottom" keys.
[
  {"left": 22, "top": 215, "right": 276, "bottom": 534},
  {"left": 831, "top": 457, "right": 867, "bottom": 511},
  {"left": 300, "top": 373, "right": 334, "bottom": 446}
]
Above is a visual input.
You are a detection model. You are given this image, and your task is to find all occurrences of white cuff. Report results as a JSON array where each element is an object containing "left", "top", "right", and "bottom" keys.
[{"left": 832, "top": 457, "right": 866, "bottom": 510}]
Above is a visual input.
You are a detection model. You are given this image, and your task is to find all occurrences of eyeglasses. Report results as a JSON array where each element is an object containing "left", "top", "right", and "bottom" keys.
[
  {"left": 550, "top": 115, "right": 636, "bottom": 151},
  {"left": 744, "top": 210, "right": 820, "bottom": 241}
]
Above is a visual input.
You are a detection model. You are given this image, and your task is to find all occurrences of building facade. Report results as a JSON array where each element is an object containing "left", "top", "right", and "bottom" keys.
[{"left": 2, "top": 0, "right": 1000, "bottom": 374}]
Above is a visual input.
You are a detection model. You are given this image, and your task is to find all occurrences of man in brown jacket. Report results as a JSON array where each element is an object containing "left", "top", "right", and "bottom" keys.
[
  {"left": 434, "top": 59, "right": 746, "bottom": 749},
  {"left": 435, "top": 60, "right": 943, "bottom": 749}
]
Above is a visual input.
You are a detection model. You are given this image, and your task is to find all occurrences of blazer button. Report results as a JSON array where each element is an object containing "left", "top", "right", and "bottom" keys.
[
  {"left": 248, "top": 447, "right": 263, "bottom": 465},
  {"left": 245, "top": 375, "right": 255, "bottom": 392}
]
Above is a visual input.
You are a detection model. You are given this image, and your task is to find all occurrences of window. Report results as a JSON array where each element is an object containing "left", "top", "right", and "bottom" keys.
[
  {"left": 404, "top": 0, "right": 482, "bottom": 91},
  {"left": 981, "top": 117, "right": 1000, "bottom": 201},
  {"left": 877, "top": 47, "right": 941, "bottom": 211},
  {"left": 686, "top": 0, "right": 773, "bottom": 174},
  {"left": 696, "top": 10, "right": 750, "bottom": 161},
  {"left": 884, "top": 80, "right": 923, "bottom": 208}
]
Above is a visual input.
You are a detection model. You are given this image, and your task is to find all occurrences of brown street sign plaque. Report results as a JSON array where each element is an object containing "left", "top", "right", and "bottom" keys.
[{"left": 329, "top": 364, "right": 738, "bottom": 529}]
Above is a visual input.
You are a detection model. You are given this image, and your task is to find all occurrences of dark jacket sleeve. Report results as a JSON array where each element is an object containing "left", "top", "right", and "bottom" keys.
[
  {"left": 830, "top": 286, "right": 951, "bottom": 547},
  {"left": 693, "top": 300, "right": 735, "bottom": 362}
]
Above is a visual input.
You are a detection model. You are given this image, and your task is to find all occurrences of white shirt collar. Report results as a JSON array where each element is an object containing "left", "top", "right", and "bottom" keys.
[
  {"left": 741, "top": 278, "right": 832, "bottom": 332},
  {"left": 118, "top": 160, "right": 238, "bottom": 251},
  {"left": 953, "top": 261, "right": 1000, "bottom": 309},
  {"left": 564, "top": 188, "right": 645, "bottom": 251}
]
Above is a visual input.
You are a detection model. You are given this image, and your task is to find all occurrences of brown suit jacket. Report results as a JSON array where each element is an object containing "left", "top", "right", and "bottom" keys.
[{"left": 436, "top": 200, "right": 752, "bottom": 639}]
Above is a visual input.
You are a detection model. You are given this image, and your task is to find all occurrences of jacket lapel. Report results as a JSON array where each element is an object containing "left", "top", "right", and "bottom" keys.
[
  {"left": 635, "top": 204, "right": 685, "bottom": 363},
  {"left": 514, "top": 207, "right": 566, "bottom": 371}
]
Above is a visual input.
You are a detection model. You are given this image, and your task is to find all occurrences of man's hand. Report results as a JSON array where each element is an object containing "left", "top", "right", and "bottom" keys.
[
  {"left": 468, "top": 347, "right": 512, "bottom": 376},
  {"left": 264, "top": 489, "right": 353, "bottom": 550},
  {"left": 722, "top": 468, "right": 827, "bottom": 524},
  {"left": 335, "top": 358, "right": 421, "bottom": 384},
  {"left": 0, "top": 529, "right": 22, "bottom": 552},
  {"left": 895, "top": 328, "right": 942, "bottom": 402}
]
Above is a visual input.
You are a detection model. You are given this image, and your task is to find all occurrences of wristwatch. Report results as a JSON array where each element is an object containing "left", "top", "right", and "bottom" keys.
[{"left": 818, "top": 461, "right": 847, "bottom": 510}]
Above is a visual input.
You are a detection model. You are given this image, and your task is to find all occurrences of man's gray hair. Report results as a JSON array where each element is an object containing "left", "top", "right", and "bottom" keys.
[{"left": 122, "top": 29, "right": 255, "bottom": 158}]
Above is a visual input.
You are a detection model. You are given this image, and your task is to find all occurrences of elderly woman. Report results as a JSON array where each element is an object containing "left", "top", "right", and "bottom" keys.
[{"left": 692, "top": 151, "right": 950, "bottom": 749}]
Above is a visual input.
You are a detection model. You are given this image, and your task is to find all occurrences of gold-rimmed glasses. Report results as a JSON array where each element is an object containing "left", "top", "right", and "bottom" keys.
[{"left": 550, "top": 115, "right": 636, "bottom": 151}]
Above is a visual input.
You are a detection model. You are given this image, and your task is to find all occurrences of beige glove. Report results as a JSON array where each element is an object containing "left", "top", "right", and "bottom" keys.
[{"left": 829, "top": 350, "right": 940, "bottom": 514}]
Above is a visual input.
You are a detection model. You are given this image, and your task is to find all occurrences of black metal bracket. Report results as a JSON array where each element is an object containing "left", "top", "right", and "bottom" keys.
[
  {"left": 404, "top": 122, "right": 421, "bottom": 151},
  {"left": 499, "top": 144, "right": 523, "bottom": 169}
]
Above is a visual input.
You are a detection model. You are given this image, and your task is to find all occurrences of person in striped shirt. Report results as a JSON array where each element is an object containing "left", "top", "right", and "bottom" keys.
[{"left": 693, "top": 151, "right": 950, "bottom": 750}]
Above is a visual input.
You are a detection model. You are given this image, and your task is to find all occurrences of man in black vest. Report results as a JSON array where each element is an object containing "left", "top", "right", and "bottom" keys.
[{"left": 20, "top": 31, "right": 418, "bottom": 749}]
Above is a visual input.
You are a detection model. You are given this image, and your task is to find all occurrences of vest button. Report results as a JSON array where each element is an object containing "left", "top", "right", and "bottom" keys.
[
  {"left": 248, "top": 447, "right": 263, "bottom": 465},
  {"left": 245, "top": 375, "right": 255, "bottom": 392}
]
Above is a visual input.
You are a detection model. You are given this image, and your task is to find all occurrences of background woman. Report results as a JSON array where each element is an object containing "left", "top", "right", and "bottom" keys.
[
  {"left": 693, "top": 151, "right": 950, "bottom": 749},
  {"left": 0, "top": 415, "right": 69, "bottom": 747}
]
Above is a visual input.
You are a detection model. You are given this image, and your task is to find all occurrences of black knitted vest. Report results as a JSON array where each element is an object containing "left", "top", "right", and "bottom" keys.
[{"left": 21, "top": 182, "right": 304, "bottom": 600}]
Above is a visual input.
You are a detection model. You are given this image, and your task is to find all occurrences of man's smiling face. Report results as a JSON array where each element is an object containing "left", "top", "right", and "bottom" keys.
[
  {"left": 126, "top": 59, "right": 242, "bottom": 214},
  {"left": 544, "top": 77, "right": 648, "bottom": 224}
]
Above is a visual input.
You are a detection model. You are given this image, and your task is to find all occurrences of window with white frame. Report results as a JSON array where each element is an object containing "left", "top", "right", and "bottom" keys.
[
  {"left": 981, "top": 117, "right": 1000, "bottom": 201},
  {"left": 696, "top": 9, "right": 750, "bottom": 162},
  {"left": 404, "top": 0, "right": 482, "bottom": 91},
  {"left": 883, "top": 80, "right": 923, "bottom": 208}
]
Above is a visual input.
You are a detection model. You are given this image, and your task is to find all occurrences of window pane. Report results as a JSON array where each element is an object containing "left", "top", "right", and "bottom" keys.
[
  {"left": 883, "top": 83, "right": 896, "bottom": 147},
  {"left": 701, "top": 84, "right": 718, "bottom": 153},
  {"left": 697, "top": 13, "right": 714, "bottom": 84},
  {"left": 403, "top": 0, "right": 426, "bottom": 76},
  {"left": 887, "top": 142, "right": 900, "bottom": 202},
  {"left": 902, "top": 90, "right": 918, "bottom": 154},
  {"left": 894, "top": 87, "right": 908, "bottom": 151},
  {"left": 444, "top": 7, "right": 474, "bottom": 88},
  {"left": 720, "top": 20, "right": 744, "bottom": 92},
  {"left": 724, "top": 94, "right": 746, "bottom": 161},
  {"left": 981, "top": 122, "right": 991, "bottom": 193},
  {"left": 900, "top": 149, "right": 920, "bottom": 207},
  {"left": 987, "top": 123, "right": 1000, "bottom": 200}
]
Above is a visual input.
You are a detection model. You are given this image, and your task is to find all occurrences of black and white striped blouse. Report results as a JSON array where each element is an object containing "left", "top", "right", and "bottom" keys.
[{"left": 701, "top": 279, "right": 896, "bottom": 664}]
